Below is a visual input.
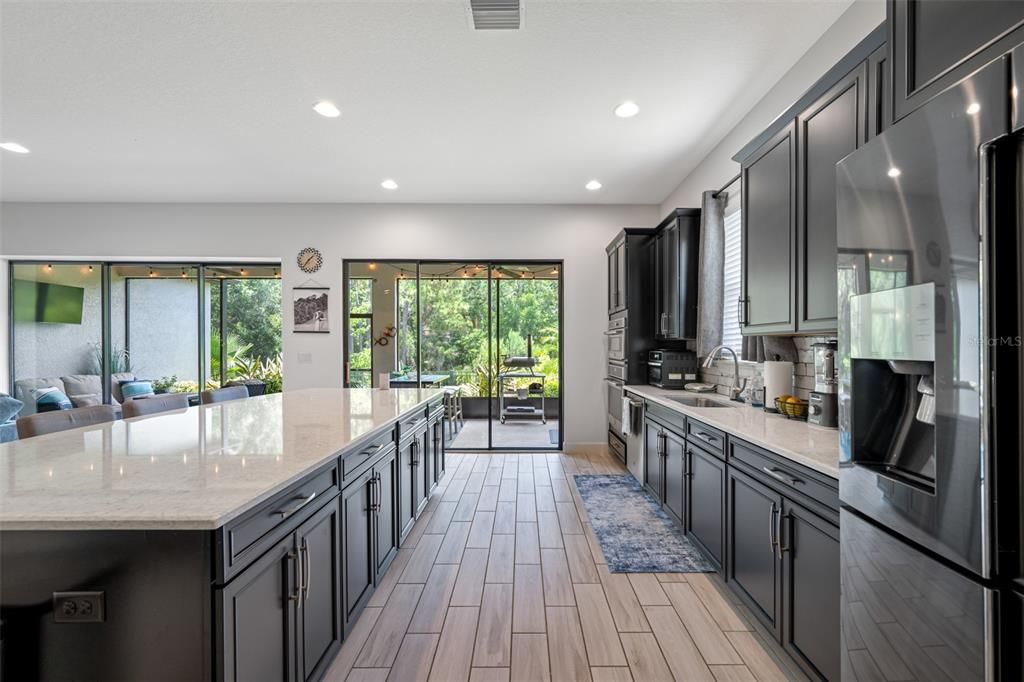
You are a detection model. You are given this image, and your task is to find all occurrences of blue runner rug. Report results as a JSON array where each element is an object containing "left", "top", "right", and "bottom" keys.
[{"left": 573, "top": 474, "right": 715, "bottom": 573}]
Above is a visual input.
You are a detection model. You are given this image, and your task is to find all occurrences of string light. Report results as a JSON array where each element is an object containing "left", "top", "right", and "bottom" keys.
[{"left": 149, "top": 268, "right": 156, "bottom": 278}]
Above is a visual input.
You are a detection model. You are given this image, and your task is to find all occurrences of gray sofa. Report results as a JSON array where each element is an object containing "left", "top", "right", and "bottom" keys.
[{"left": 13, "top": 373, "right": 135, "bottom": 416}]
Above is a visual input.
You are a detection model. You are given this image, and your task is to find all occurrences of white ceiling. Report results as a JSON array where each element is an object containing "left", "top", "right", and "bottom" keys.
[{"left": 0, "top": 0, "right": 853, "bottom": 204}]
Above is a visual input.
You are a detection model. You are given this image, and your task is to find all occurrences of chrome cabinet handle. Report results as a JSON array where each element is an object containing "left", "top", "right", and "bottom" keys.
[
  {"left": 288, "top": 551, "right": 301, "bottom": 603},
  {"left": 374, "top": 472, "right": 382, "bottom": 512},
  {"left": 301, "top": 537, "right": 311, "bottom": 602},
  {"left": 761, "top": 466, "right": 803, "bottom": 487},
  {"left": 777, "top": 512, "right": 790, "bottom": 559},
  {"left": 693, "top": 431, "right": 717, "bottom": 445},
  {"left": 768, "top": 502, "right": 778, "bottom": 553},
  {"left": 362, "top": 443, "right": 385, "bottom": 458},
  {"left": 275, "top": 491, "right": 317, "bottom": 519},
  {"left": 367, "top": 474, "right": 377, "bottom": 513}
]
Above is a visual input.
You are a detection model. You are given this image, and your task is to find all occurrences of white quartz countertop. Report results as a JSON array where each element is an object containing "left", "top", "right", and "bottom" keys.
[
  {"left": 0, "top": 388, "right": 443, "bottom": 531},
  {"left": 624, "top": 385, "right": 839, "bottom": 479}
]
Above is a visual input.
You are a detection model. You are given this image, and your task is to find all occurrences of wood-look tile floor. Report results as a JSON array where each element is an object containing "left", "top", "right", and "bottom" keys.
[{"left": 326, "top": 448, "right": 807, "bottom": 682}]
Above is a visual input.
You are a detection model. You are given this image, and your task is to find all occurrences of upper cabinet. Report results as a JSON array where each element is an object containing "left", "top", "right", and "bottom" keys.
[
  {"left": 606, "top": 236, "right": 627, "bottom": 315},
  {"left": 796, "top": 63, "right": 867, "bottom": 333},
  {"left": 655, "top": 209, "right": 701, "bottom": 340},
  {"left": 734, "top": 26, "right": 885, "bottom": 337},
  {"left": 740, "top": 122, "right": 797, "bottom": 334},
  {"left": 889, "top": 0, "right": 1024, "bottom": 122}
]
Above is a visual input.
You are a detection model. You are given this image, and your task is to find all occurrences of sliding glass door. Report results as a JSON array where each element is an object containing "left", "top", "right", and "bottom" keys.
[
  {"left": 8, "top": 261, "right": 282, "bottom": 416},
  {"left": 343, "top": 259, "right": 562, "bottom": 451}
]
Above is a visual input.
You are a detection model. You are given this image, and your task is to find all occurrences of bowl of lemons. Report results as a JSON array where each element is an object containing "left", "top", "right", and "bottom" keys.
[{"left": 773, "top": 395, "right": 808, "bottom": 420}]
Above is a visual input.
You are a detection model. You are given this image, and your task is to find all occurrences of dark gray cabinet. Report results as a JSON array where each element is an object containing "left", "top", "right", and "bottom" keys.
[
  {"left": 796, "top": 64, "right": 866, "bottom": 333},
  {"left": 297, "top": 499, "right": 342, "bottom": 681},
  {"left": 373, "top": 448, "right": 398, "bottom": 583},
  {"left": 781, "top": 501, "right": 840, "bottom": 682},
  {"left": 654, "top": 209, "right": 701, "bottom": 340},
  {"left": 219, "top": 495, "right": 342, "bottom": 682},
  {"left": 607, "top": 237, "right": 627, "bottom": 315},
  {"left": 686, "top": 443, "right": 724, "bottom": 567},
  {"left": 740, "top": 121, "right": 797, "bottom": 334},
  {"left": 218, "top": 534, "right": 297, "bottom": 682},
  {"left": 866, "top": 44, "right": 890, "bottom": 140},
  {"left": 726, "top": 466, "right": 783, "bottom": 637},
  {"left": 889, "top": 0, "right": 1024, "bottom": 122},
  {"left": 342, "top": 469, "right": 375, "bottom": 627},
  {"left": 662, "top": 428, "right": 686, "bottom": 526},
  {"left": 644, "top": 420, "right": 664, "bottom": 501}
]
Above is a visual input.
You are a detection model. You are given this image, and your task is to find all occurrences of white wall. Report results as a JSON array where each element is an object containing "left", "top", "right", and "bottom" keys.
[
  {"left": 0, "top": 202, "right": 658, "bottom": 444},
  {"left": 660, "top": 0, "right": 885, "bottom": 211}
]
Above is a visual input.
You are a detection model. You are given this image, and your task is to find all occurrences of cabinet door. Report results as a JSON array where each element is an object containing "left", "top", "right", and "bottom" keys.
[
  {"left": 781, "top": 501, "right": 839, "bottom": 682},
  {"left": 741, "top": 121, "right": 796, "bottom": 334},
  {"left": 796, "top": 65, "right": 865, "bottom": 333},
  {"left": 398, "top": 437, "right": 416, "bottom": 540},
  {"left": 643, "top": 420, "right": 664, "bottom": 501},
  {"left": 616, "top": 243, "right": 627, "bottom": 311},
  {"left": 218, "top": 534, "right": 297, "bottom": 682},
  {"left": 662, "top": 428, "right": 685, "bottom": 525},
  {"left": 341, "top": 470, "right": 375, "bottom": 627},
  {"left": 726, "top": 467, "right": 782, "bottom": 637},
  {"left": 866, "top": 45, "right": 890, "bottom": 140},
  {"left": 657, "top": 222, "right": 681, "bottom": 338},
  {"left": 374, "top": 448, "right": 399, "bottom": 582},
  {"left": 686, "top": 445, "right": 724, "bottom": 567},
  {"left": 413, "top": 430, "right": 429, "bottom": 516},
  {"left": 431, "top": 418, "right": 444, "bottom": 485},
  {"left": 890, "top": 0, "right": 1024, "bottom": 122},
  {"left": 297, "top": 498, "right": 342, "bottom": 681},
  {"left": 607, "top": 249, "right": 618, "bottom": 315}
]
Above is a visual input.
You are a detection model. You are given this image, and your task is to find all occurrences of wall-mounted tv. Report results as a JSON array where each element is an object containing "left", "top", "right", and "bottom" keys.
[{"left": 13, "top": 279, "right": 85, "bottom": 324}]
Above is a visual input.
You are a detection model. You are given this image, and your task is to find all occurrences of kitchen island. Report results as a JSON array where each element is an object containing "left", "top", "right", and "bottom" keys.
[{"left": 0, "top": 388, "right": 446, "bottom": 681}]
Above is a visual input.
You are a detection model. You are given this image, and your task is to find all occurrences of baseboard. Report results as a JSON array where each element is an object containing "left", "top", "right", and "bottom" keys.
[{"left": 563, "top": 441, "right": 610, "bottom": 454}]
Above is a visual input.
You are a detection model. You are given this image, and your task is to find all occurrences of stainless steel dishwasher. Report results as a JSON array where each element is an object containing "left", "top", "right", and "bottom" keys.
[{"left": 623, "top": 391, "right": 644, "bottom": 482}]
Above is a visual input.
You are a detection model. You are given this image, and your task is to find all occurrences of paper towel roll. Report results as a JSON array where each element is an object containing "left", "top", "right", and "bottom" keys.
[{"left": 763, "top": 361, "right": 794, "bottom": 412}]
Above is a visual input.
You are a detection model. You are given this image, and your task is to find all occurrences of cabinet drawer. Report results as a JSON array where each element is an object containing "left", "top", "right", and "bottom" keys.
[
  {"left": 219, "top": 463, "right": 339, "bottom": 582},
  {"left": 645, "top": 402, "right": 686, "bottom": 435},
  {"left": 607, "top": 430, "right": 626, "bottom": 462},
  {"left": 729, "top": 438, "right": 837, "bottom": 515},
  {"left": 397, "top": 407, "right": 429, "bottom": 439},
  {"left": 428, "top": 397, "right": 444, "bottom": 420},
  {"left": 342, "top": 427, "right": 396, "bottom": 481},
  {"left": 685, "top": 418, "right": 725, "bottom": 457}
]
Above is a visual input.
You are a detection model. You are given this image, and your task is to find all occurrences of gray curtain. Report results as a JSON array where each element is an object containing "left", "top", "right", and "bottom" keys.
[
  {"left": 696, "top": 190, "right": 726, "bottom": 358},
  {"left": 742, "top": 335, "right": 798, "bottom": 363}
]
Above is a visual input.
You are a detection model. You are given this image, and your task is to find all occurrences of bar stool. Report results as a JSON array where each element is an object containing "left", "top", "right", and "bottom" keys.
[
  {"left": 15, "top": 404, "right": 120, "bottom": 440},
  {"left": 200, "top": 386, "right": 250, "bottom": 404},
  {"left": 444, "top": 387, "right": 465, "bottom": 438},
  {"left": 122, "top": 393, "right": 190, "bottom": 418}
]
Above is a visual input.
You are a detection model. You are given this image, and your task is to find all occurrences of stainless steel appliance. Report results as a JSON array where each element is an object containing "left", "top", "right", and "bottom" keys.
[
  {"left": 807, "top": 340, "right": 837, "bottom": 427},
  {"left": 605, "top": 315, "right": 626, "bottom": 363},
  {"left": 647, "top": 349, "right": 697, "bottom": 389},
  {"left": 623, "top": 392, "right": 644, "bottom": 480},
  {"left": 837, "top": 52, "right": 1024, "bottom": 679}
]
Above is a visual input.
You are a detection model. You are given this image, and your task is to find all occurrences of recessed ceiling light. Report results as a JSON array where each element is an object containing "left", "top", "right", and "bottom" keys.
[
  {"left": 381, "top": 179, "right": 398, "bottom": 190},
  {"left": 0, "top": 142, "right": 30, "bottom": 154},
  {"left": 887, "top": 167, "right": 901, "bottom": 178},
  {"left": 313, "top": 101, "right": 341, "bottom": 118},
  {"left": 585, "top": 180, "right": 603, "bottom": 191},
  {"left": 614, "top": 101, "right": 640, "bottom": 118},
  {"left": 966, "top": 102, "right": 981, "bottom": 115}
]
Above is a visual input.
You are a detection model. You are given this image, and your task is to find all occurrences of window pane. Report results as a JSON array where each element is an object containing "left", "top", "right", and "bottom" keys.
[
  {"left": 11, "top": 263, "right": 103, "bottom": 415},
  {"left": 420, "top": 263, "right": 488, "bottom": 396},
  {"left": 349, "top": 317, "right": 372, "bottom": 372},
  {"left": 349, "top": 278, "right": 372, "bottom": 315},
  {"left": 111, "top": 264, "right": 200, "bottom": 396},
  {"left": 224, "top": 276, "right": 283, "bottom": 393},
  {"left": 396, "top": 272, "right": 418, "bottom": 377}
]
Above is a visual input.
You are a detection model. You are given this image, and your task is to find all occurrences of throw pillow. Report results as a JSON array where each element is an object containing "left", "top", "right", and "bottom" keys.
[
  {"left": 70, "top": 394, "right": 103, "bottom": 407},
  {"left": 31, "top": 386, "right": 73, "bottom": 412},
  {"left": 0, "top": 393, "right": 24, "bottom": 422},
  {"left": 120, "top": 380, "right": 155, "bottom": 400}
]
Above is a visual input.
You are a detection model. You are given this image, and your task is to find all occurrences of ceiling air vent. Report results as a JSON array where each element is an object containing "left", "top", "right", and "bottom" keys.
[{"left": 468, "top": 0, "right": 523, "bottom": 30}]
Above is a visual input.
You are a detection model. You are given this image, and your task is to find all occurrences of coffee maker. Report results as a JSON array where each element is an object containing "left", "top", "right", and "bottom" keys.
[{"left": 808, "top": 340, "right": 838, "bottom": 427}]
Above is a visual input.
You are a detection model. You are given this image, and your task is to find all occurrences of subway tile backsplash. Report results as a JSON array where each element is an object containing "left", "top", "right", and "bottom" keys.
[{"left": 699, "top": 337, "right": 832, "bottom": 400}]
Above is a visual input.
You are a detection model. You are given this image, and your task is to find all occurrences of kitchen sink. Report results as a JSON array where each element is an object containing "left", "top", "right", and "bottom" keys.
[{"left": 665, "top": 396, "right": 734, "bottom": 408}]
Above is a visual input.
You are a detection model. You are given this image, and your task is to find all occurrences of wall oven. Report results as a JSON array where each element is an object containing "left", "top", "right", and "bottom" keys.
[{"left": 605, "top": 316, "right": 625, "bottom": 362}]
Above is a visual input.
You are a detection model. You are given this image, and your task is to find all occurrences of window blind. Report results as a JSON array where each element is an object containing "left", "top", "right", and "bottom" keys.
[{"left": 721, "top": 196, "right": 743, "bottom": 353}]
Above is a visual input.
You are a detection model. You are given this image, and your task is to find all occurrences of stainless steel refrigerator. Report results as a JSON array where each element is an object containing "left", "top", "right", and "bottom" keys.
[{"left": 836, "top": 47, "right": 1024, "bottom": 681}]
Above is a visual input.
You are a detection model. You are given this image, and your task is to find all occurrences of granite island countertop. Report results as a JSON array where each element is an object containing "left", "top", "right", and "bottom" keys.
[
  {"left": 0, "top": 388, "right": 443, "bottom": 531},
  {"left": 624, "top": 385, "right": 839, "bottom": 479}
]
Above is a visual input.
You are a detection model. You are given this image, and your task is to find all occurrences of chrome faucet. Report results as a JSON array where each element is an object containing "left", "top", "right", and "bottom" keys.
[{"left": 702, "top": 345, "right": 747, "bottom": 401}]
